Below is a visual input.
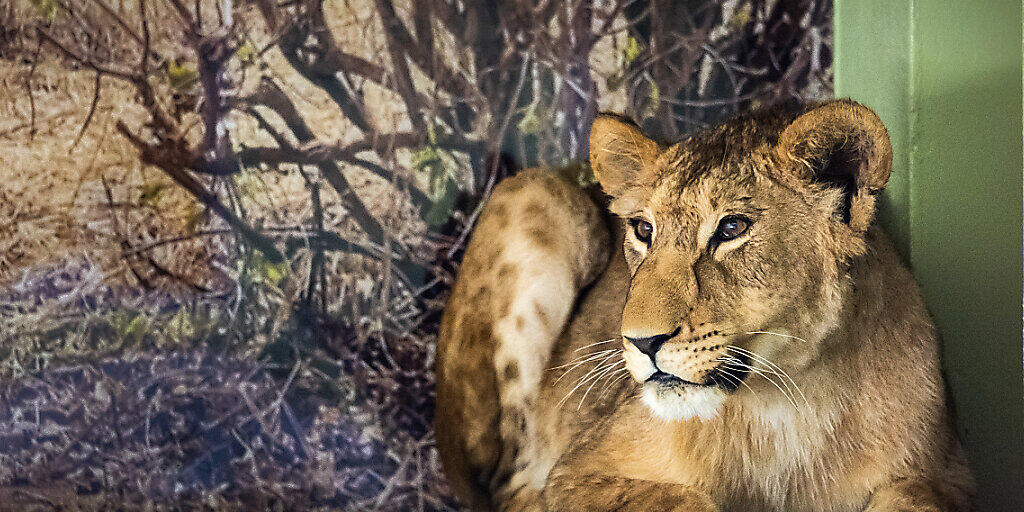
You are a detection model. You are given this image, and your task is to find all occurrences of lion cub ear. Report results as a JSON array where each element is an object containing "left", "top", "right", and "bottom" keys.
[
  {"left": 588, "top": 113, "right": 662, "bottom": 196},
  {"left": 776, "top": 100, "right": 893, "bottom": 232}
]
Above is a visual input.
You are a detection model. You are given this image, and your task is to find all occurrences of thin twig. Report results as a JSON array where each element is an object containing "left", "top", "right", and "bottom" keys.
[
  {"left": 100, "top": 174, "right": 153, "bottom": 288},
  {"left": 115, "top": 120, "right": 286, "bottom": 263},
  {"left": 36, "top": 27, "right": 137, "bottom": 81},
  {"left": 68, "top": 70, "right": 102, "bottom": 153},
  {"left": 23, "top": 38, "right": 40, "bottom": 140},
  {"left": 87, "top": 0, "right": 144, "bottom": 46}
]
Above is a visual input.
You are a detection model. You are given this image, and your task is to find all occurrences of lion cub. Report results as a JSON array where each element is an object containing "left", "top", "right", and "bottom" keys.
[{"left": 435, "top": 100, "right": 974, "bottom": 512}]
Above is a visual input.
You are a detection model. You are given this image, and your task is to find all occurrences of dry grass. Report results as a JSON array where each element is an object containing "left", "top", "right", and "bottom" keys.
[
  {"left": 1, "top": 57, "right": 142, "bottom": 280},
  {"left": 0, "top": 0, "right": 432, "bottom": 287}
]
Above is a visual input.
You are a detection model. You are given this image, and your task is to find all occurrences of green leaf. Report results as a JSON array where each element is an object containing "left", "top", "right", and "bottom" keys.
[
  {"left": 648, "top": 80, "right": 660, "bottom": 105},
  {"left": 29, "top": 0, "right": 61, "bottom": 21},
  {"left": 166, "top": 308, "right": 196, "bottom": 341},
  {"left": 124, "top": 315, "right": 149, "bottom": 345},
  {"left": 622, "top": 36, "right": 642, "bottom": 67},
  {"left": 235, "top": 40, "right": 258, "bottom": 65},
  {"left": 139, "top": 182, "right": 167, "bottom": 206},
  {"left": 233, "top": 172, "right": 263, "bottom": 199},
  {"left": 247, "top": 249, "right": 289, "bottom": 286},
  {"left": 412, "top": 147, "right": 442, "bottom": 174},
  {"left": 426, "top": 123, "right": 438, "bottom": 145},
  {"left": 166, "top": 60, "right": 198, "bottom": 91},
  {"left": 575, "top": 164, "right": 597, "bottom": 187},
  {"left": 517, "top": 103, "right": 542, "bottom": 136},
  {"left": 413, "top": 146, "right": 456, "bottom": 202},
  {"left": 428, "top": 160, "right": 447, "bottom": 196},
  {"left": 109, "top": 311, "right": 149, "bottom": 345},
  {"left": 730, "top": 5, "right": 753, "bottom": 30},
  {"left": 263, "top": 260, "right": 287, "bottom": 284},
  {"left": 425, "top": 178, "right": 457, "bottom": 226},
  {"left": 639, "top": 77, "right": 661, "bottom": 119}
]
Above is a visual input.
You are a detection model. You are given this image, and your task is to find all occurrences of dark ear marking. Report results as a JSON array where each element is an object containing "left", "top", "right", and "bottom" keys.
[
  {"left": 776, "top": 99, "right": 893, "bottom": 231},
  {"left": 806, "top": 140, "right": 863, "bottom": 223}
]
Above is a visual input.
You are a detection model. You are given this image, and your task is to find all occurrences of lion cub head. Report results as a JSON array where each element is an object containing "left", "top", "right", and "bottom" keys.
[{"left": 589, "top": 100, "right": 892, "bottom": 420}]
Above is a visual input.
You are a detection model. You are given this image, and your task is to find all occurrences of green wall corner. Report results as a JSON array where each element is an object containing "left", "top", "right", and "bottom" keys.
[{"left": 836, "top": 1, "right": 1024, "bottom": 509}]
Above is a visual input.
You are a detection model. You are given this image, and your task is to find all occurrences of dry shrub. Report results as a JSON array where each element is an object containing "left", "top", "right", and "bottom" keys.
[{"left": 0, "top": 1, "right": 832, "bottom": 509}]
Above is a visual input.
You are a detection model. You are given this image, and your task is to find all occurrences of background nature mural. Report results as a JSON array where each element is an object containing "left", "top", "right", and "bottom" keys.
[{"left": 0, "top": 0, "right": 831, "bottom": 509}]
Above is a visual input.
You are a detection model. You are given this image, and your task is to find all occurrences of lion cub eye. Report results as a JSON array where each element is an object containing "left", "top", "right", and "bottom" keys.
[
  {"left": 713, "top": 215, "right": 751, "bottom": 242},
  {"left": 630, "top": 218, "right": 654, "bottom": 245}
]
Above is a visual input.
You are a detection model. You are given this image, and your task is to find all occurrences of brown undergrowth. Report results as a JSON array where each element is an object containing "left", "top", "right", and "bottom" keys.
[{"left": 0, "top": 0, "right": 831, "bottom": 509}]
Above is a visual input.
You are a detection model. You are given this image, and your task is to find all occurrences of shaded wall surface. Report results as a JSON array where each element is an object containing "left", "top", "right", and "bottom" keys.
[{"left": 836, "top": 1, "right": 1024, "bottom": 510}]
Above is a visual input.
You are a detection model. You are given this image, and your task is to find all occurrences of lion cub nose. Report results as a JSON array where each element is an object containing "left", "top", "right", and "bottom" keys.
[{"left": 623, "top": 327, "right": 681, "bottom": 359}]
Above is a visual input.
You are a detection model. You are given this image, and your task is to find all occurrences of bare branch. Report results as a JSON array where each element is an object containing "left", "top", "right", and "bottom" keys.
[
  {"left": 166, "top": 0, "right": 202, "bottom": 36},
  {"left": 68, "top": 70, "right": 102, "bottom": 153},
  {"left": 100, "top": 174, "right": 153, "bottom": 288},
  {"left": 375, "top": 0, "right": 426, "bottom": 132},
  {"left": 138, "top": 0, "right": 151, "bottom": 74},
  {"left": 235, "top": 133, "right": 481, "bottom": 168},
  {"left": 23, "top": 39, "right": 40, "bottom": 140},
  {"left": 274, "top": 3, "right": 375, "bottom": 133},
  {"left": 374, "top": 0, "right": 477, "bottom": 100},
  {"left": 87, "top": 0, "right": 145, "bottom": 46},
  {"left": 36, "top": 28, "right": 137, "bottom": 81},
  {"left": 234, "top": 79, "right": 391, "bottom": 250},
  {"left": 115, "top": 120, "right": 286, "bottom": 263}
]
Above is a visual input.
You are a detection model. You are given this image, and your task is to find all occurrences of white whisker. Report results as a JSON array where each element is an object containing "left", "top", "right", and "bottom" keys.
[
  {"left": 745, "top": 331, "right": 809, "bottom": 343},
  {"left": 725, "top": 345, "right": 809, "bottom": 407},
  {"left": 551, "top": 351, "right": 622, "bottom": 388},
  {"left": 598, "top": 370, "right": 632, "bottom": 400},
  {"left": 724, "top": 347, "right": 797, "bottom": 403},
  {"left": 558, "top": 352, "right": 621, "bottom": 409},
  {"left": 574, "top": 338, "right": 619, "bottom": 352},
  {"left": 719, "top": 356, "right": 799, "bottom": 410},
  {"left": 563, "top": 351, "right": 619, "bottom": 396},
  {"left": 714, "top": 366, "right": 762, "bottom": 406},
  {"left": 577, "top": 360, "right": 624, "bottom": 410},
  {"left": 549, "top": 348, "right": 617, "bottom": 372}
]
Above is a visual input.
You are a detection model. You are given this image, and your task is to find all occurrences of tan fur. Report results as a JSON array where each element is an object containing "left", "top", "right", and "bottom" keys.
[{"left": 435, "top": 100, "right": 974, "bottom": 512}]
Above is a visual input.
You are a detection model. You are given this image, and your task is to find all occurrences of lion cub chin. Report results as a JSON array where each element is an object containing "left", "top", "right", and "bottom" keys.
[
  {"left": 435, "top": 100, "right": 974, "bottom": 512},
  {"left": 640, "top": 381, "right": 726, "bottom": 422}
]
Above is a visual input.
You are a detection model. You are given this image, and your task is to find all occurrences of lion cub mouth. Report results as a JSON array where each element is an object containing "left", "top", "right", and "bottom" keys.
[
  {"left": 638, "top": 352, "right": 752, "bottom": 421},
  {"left": 645, "top": 352, "right": 752, "bottom": 392},
  {"left": 647, "top": 371, "right": 689, "bottom": 386}
]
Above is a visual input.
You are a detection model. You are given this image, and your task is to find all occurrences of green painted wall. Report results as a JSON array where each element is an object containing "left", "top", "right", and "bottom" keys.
[
  {"left": 834, "top": 0, "right": 914, "bottom": 259},
  {"left": 835, "top": 1, "right": 1024, "bottom": 510}
]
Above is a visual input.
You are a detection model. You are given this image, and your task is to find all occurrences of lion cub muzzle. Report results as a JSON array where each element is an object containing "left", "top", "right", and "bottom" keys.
[
  {"left": 622, "top": 327, "right": 750, "bottom": 389},
  {"left": 621, "top": 325, "right": 749, "bottom": 421}
]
